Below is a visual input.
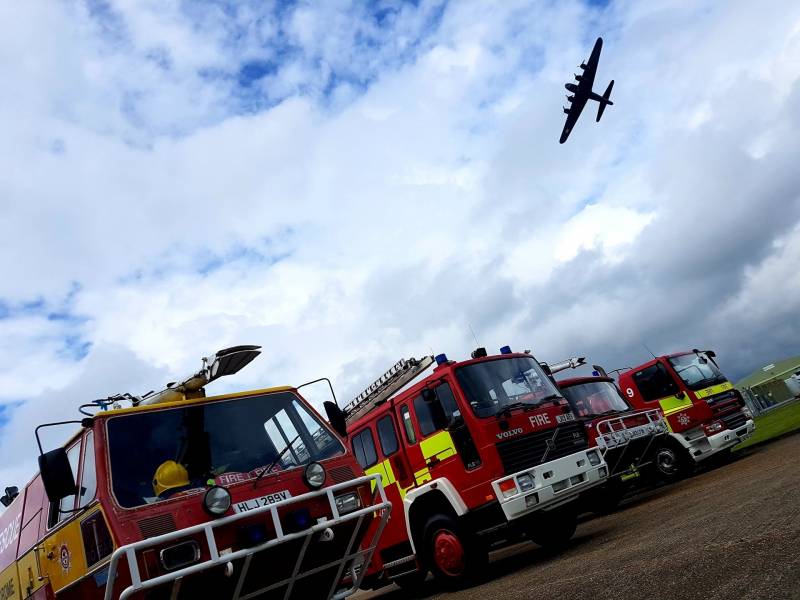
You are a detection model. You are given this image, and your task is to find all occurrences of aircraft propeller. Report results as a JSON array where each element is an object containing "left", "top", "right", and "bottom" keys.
[
  {"left": 563, "top": 107, "right": 570, "bottom": 114},
  {"left": 566, "top": 94, "right": 574, "bottom": 102},
  {"left": 574, "top": 73, "right": 582, "bottom": 81}
]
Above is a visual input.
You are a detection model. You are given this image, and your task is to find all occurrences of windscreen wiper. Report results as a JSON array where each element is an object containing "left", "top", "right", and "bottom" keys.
[
  {"left": 539, "top": 394, "right": 564, "bottom": 405},
  {"left": 252, "top": 434, "right": 301, "bottom": 488},
  {"left": 498, "top": 402, "right": 529, "bottom": 417}
]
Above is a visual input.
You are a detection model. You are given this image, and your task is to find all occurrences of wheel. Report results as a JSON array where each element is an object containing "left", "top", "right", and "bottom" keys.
[
  {"left": 654, "top": 442, "right": 690, "bottom": 480},
  {"left": 527, "top": 505, "right": 577, "bottom": 550},
  {"left": 422, "top": 514, "right": 487, "bottom": 587}
]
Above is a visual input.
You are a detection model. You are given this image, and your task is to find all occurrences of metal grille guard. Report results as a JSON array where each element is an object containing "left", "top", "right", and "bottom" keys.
[
  {"left": 103, "top": 474, "right": 391, "bottom": 600},
  {"left": 594, "top": 409, "right": 666, "bottom": 475}
]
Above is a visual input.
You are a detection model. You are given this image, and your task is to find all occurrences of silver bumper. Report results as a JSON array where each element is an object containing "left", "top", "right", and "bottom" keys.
[{"left": 492, "top": 449, "right": 608, "bottom": 521}]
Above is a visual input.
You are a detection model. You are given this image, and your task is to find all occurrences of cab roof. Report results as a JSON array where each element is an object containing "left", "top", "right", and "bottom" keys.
[
  {"left": 347, "top": 352, "right": 537, "bottom": 431},
  {"left": 620, "top": 351, "right": 694, "bottom": 377},
  {"left": 558, "top": 375, "right": 614, "bottom": 388},
  {"left": 93, "top": 385, "right": 295, "bottom": 419}
]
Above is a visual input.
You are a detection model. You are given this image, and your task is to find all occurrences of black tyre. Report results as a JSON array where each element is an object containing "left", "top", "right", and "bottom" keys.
[
  {"left": 421, "top": 514, "right": 487, "bottom": 588},
  {"left": 654, "top": 441, "right": 690, "bottom": 480},
  {"left": 527, "top": 505, "right": 578, "bottom": 550}
]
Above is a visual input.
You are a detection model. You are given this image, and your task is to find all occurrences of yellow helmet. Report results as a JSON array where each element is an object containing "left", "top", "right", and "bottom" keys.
[{"left": 152, "top": 461, "right": 190, "bottom": 497}]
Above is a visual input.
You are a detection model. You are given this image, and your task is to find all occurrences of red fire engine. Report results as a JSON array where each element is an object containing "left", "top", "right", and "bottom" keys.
[
  {"left": 548, "top": 358, "right": 667, "bottom": 511},
  {"left": 0, "top": 346, "right": 390, "bottom": 600},
  {"left": 326, "top": 347, "right": 609, "bottom": 590},
  {"left": 617, "top": 349, "right": 755, "bottom": 478}
]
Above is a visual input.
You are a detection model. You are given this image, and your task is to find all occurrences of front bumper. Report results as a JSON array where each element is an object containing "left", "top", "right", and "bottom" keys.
[
  {"left": 705, "top": 419, "right": 755, "bottom": 452},
  {"left": 492, "top": 449, "right": 608, "bottom": 521},
  {"left": 102, "top": 475, "right": 391, "bottom": 600}
]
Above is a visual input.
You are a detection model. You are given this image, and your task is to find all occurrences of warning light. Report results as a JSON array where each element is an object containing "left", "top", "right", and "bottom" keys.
[
  {"left": 435, "top": 354, "right": 449, "bottom": 365},
  {"left": 500, "top": 346, "right": 512, "bottom": 355}
]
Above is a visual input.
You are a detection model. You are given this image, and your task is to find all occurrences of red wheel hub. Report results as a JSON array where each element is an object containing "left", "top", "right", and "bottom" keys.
[{"left": 432, "top": 529, "right": 465, "bottom": 577}]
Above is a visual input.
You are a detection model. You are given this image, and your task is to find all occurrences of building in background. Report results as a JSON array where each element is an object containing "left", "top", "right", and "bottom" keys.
[{"left": 736, "top": 356, "right": 800, "bottom": 414}]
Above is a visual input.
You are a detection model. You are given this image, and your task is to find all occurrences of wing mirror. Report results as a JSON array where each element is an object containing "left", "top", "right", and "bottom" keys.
[
  {"left": 38, "top": 448, "right": 76, "bottom": 503},
  {"left": 323, "top": 401, "right": 347, "bottom": 438}
]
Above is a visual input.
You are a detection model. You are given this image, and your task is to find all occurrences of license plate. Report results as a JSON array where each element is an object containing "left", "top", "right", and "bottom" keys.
[{"left": 233, "top": 490, "right": 292, "bottom": 513}]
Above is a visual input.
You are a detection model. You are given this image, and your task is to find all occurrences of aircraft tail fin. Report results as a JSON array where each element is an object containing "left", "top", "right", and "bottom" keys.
[{"left": 597, "top": 80, "right": 614, "bottom": 122}]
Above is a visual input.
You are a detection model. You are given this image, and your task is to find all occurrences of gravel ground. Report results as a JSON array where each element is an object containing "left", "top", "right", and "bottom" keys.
[{"left": 358, "top": 433, "right": 800, "bottom": 600}]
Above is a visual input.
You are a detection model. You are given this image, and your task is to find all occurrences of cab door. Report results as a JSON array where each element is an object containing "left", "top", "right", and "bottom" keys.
[
  {"left": 631, "top": 362, "right": 709, "bottom": 432},
  {"left": 36, "top": 432, "right": 111, "bottom": 595}
]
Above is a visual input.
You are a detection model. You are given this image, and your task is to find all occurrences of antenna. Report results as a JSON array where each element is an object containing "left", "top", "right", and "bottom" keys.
[
  {"left": 468, "top": 323, "right": 480, "bottom": 347},
  {"left": 642, "top": 343, "right": 657, "bottom": 360}
]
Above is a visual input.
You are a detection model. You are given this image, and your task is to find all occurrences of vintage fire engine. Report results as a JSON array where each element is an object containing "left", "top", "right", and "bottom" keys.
[
  {"left": 325, "top": 347, "right": 608, "bottom": 590},
  {"left": 547, "top": 358, "right": 667, "bottom": 511},
  {"left": 617, "top": 349, "right": 755, "bottom": 478},
  {"left": 0, "top": 345, "right": 390, "bottom": 600}
]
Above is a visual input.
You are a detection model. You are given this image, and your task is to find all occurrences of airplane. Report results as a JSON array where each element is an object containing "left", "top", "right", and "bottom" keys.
[{"left": 560, "top": 36, "right": 614, "bottom": 143}]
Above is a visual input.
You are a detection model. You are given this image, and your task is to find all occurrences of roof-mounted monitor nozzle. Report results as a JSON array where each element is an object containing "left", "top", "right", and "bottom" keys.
[
  {"left": 545, "top": 356, "right": 587, "bottom": 375},
  {"left": 138, "top": 345, "right": 262, "bottom": 406}
]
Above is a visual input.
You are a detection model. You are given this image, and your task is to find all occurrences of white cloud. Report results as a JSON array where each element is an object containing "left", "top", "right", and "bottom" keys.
[{"left": 2, "top": 0, "right": 800, "bottom": 492}]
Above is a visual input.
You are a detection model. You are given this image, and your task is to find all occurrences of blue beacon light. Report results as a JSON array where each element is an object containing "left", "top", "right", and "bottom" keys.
[
  {"left": 499, "top": 346, "right": 512, "bottom": 355},
  {"left": 435, "top": 354, "right": 449, "bottom": 365}
]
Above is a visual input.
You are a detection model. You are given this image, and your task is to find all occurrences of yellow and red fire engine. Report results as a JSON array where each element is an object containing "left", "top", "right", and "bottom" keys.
[{"left": 0, "top": 346, "right": 390, "bottom": 600}]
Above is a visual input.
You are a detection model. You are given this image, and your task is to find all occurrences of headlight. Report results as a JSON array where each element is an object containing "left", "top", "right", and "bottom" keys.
[
  {"left": 704, "top": 421, "right": 724, "bottom": 435},
  {"left": 587, "top": 450, "right": 601, "bottom": 466},
  {"left": 160, "top": 541, "right": 201, "bottom": 571},
  {"left": 303, "top": 462, "right": 326, "bottom": 489},
  {"left": 517, "top": 473, "right": 535, "bottom": 492},
  {"left": 203, "top": 486, "right": 232, "bottom": 517},
  {"left": 334, "top": 491, "right": 361, "bottom": 515},
  {"left": 742, "top": 406, "right": 753, "bottom": 419}
]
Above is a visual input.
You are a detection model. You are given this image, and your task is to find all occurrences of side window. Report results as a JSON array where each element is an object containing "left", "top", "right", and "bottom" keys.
[
  {"left": 414, "top": 394, "right": 436, "bottom": 437},
  {"left": 413, "top": 383, "right": 459, "bottom": 437},
  {"left": 434, "top": 383, "right": 459, "bottom": 418},
  {"left": 351, "top": 428, "right": 378, "bottom": 469},
  {"left": 633, "top": 363, "right": 679, "bottom": 402},
  {"left": 78, "top": 432, "right": 97, "bottom": 508},
  {"left": 400, "top": 405, "right": 416, "bottom": 445},
  {"left": 49, "top": 442, "right": 81, "bottom": 527},
  {"left": 377, "top": 415, "right": 399, "bottom": 456}
]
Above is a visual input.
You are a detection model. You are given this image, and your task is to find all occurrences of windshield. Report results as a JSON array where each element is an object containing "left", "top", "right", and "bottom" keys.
[
  {"left": 668, "top": 354, "right": 727, "bottom": 390},
  {"left": 107, "top": 391, "right": 344, "bottom": 508},
  {"left": 456, "top": 357, "right": 562, "bottom": 418},
  {"left": 560, "top": 381, "right": 630, "bottom": 417}
]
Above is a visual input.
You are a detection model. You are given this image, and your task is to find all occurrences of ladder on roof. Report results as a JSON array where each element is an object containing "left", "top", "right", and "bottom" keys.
[{"left": 345, "top": 356, "right": 434, "bottom": 424}]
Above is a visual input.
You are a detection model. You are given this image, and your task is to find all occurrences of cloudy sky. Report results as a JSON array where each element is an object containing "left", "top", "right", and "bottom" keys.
[{"left": 1, "top": 0, "right": 800, "bottom": 490}]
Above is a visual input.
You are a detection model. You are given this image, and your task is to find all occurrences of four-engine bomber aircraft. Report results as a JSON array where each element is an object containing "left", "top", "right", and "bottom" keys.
[{"left": 560, "top": 36, "right": 614, "bottom": 143}]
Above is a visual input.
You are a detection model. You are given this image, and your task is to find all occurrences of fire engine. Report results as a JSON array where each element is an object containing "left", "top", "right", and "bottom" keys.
[
  {"left": 0, "top": 345, "right": 390, "bottom": 600},
  {"left": 617, "top": 349, "right": 755, "bottom": 479},
  {"left": 325, "top": 346, "right": 609, "bottom": 590},
  {"left": 547, "top": 358, "right": 667, "bottom": 511}
]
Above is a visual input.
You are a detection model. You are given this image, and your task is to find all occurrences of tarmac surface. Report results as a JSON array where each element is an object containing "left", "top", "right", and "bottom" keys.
[{"left": 358, "top": 433, "right": 800, "bottom": 600}]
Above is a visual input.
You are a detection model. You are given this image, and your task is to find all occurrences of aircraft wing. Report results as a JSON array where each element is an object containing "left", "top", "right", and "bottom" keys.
[
  {"left": 581, "top": 37, "right": 603, "bottom": 91},
  {"left": 559, "top": 96, "right": 587, "bottom": 144}
]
